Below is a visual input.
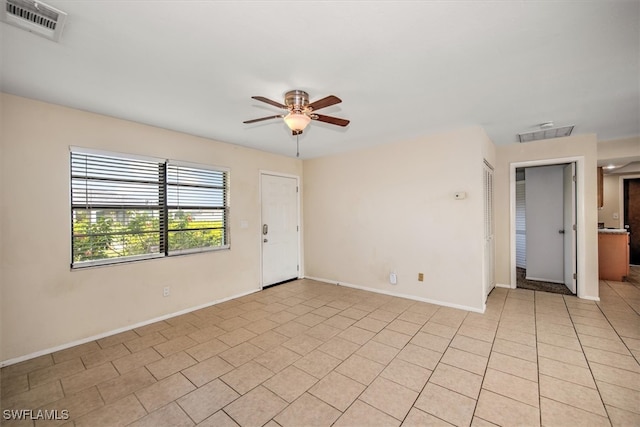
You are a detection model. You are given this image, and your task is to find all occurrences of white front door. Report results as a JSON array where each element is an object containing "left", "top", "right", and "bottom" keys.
[
  {"left": 261, "top": 173, "right": 299, "bottom": 287},
  {"left": 563, "top": 163, "right": 577, "bottom": 294}
]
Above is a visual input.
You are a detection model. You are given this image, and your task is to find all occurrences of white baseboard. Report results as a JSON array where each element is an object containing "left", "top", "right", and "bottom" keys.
[
  {"left": 1, "top": 288, "right": 261, "bottom": 368},
  {"left": 495, "top": 283, "right": 514, "bottom": 289},
  {"left": 304, "top": 276, "right": 484, "bottom": 314},
  {"left": 577, "top": 294, "right": 601, "bottom": 302}
]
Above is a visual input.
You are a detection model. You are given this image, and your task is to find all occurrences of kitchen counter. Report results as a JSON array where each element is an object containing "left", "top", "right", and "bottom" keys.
[
  {"left": 598, "top": 230, "right": 629, "bottom": 281},
  {"left": 598, "top": 228, "right": 629, "bottom": 234}
]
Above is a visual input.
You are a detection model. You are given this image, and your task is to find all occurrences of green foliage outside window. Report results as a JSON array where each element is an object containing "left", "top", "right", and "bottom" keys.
[{"left": 72, "top": 210, "right": 223, "bottom": 263}]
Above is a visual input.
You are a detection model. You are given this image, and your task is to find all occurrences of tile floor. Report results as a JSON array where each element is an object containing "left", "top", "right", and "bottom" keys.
[{"left": 1, "top": 273, "right": 639, "bottom": 426}]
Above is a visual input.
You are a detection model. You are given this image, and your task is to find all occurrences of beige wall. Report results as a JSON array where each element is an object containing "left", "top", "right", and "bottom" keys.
[
  {"left": 599, "top": 175, "right": 623, "bottom": 228},
  {"left": 494, "top": 135, "right": 599, "bottom": 299},
  {"left": 598, "top": 136, "right": 640, "bottom": 161},
  {"left": 0, "top": 94, "right": 302, "bottom": 363},
  {"left": 303, "top": 127, "right": 494, "bottom": 312}
]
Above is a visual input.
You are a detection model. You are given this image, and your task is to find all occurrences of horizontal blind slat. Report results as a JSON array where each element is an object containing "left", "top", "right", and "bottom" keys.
[{"left": 71, "top": 151, "right": 230, "bottom": 267}]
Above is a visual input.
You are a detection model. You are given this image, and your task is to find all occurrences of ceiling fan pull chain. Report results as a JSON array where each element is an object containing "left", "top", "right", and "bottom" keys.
[{"left": 296, "top": 134, "right": 300, "bottom": 158}]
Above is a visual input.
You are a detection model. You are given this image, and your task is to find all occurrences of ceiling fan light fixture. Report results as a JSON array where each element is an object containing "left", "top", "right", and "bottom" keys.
[{"left": 283, "top": 112, "right": 311, "bottom": 132}]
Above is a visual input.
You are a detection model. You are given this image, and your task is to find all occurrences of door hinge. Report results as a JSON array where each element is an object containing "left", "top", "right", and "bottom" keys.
[
  {"left": 296, "top": 186, "right": 299, "bottom": 193},
  {"left": 297, "top": 225, "right": 299, "bottom": 232},
  {"left": 573, "top": 273, "right": 577, "bottom": 280},
  {"left": 573, "top": 224, "right": 576, "bottom": 231},
  {"left": 297, "top": 265, "right": 299, "bottom": 271},
  {"left": 572, "top": 175, "right": 576, "bottom": 182}
]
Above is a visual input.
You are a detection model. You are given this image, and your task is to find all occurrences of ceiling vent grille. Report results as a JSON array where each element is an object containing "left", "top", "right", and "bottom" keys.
[
  {"left": 0, "top": 0, "right": 67, "bottom": 41},
  {"left": 518, "top": 125, "right": 574, "bottom": 143}
]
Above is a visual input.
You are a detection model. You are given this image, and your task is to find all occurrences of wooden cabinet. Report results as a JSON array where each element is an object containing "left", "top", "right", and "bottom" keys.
[
  {"left": 598, "top": 231, "right": 629, "bottom": 281},
  {"left": 597, "top": 167, "right": 603, "bottom": 208}
]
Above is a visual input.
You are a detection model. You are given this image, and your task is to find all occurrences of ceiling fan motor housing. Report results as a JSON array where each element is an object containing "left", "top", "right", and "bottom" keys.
[{"left": 285, "top": 90, "right": 309, "bottom": 112}]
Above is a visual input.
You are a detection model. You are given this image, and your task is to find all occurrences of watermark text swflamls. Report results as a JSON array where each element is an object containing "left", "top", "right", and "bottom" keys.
[{"left": 3, "top": 409, "right": 69, "bottom": 421}]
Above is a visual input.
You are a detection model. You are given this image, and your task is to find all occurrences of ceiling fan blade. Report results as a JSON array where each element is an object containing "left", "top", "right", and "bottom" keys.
[
  {"left": 251, "top": 96, "right": 287, "bottom": 109},
  {"left": 313, "top": 114, "right": 350, "bottom": 127},
  {"left": 308, "top": 95, "right": 342, "bottom": 111},
  {"left": 243, "top": 115, "right": 283, "bottom": 124}
]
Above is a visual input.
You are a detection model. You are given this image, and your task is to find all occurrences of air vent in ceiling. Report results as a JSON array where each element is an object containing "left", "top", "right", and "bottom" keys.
[
  {"left": 518, "top": 125, "right": 574, "bottom": 143},
  {"left": 0, "top": 0, "right": 67, "bottom": 41}
]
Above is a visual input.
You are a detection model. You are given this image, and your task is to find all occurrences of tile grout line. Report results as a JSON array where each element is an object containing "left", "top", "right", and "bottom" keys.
[
  {"left": 596, "top": 280, "right": 640, "bottom": 361},
  {"left": 395, "top": 308, "right": 464, "bottom": 426},
  {"left": 563, "top": 292, "right": 613, "bottom": 423},
  {"left": 602, "top": 278, "right": 640, "bottom": 316},
  {"left": 322, "top": 303, "right": 441, "bottom": 425},
  {"left": 469, "top": 288, "right": 509, "bottom": 427},
  {"left": 535, "top": 290, "right": 542, "bottom": 427}
]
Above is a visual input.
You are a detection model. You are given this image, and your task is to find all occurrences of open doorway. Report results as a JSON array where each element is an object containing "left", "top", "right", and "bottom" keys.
[
  {"left": 623, "top": 178, "right": 640, "bottom": 265},
  {"left": 515, "top": 164, "right": 576, "bottom": 295},
  {"left": 510, "top": 158, "right": 583, "bottom": 296}
]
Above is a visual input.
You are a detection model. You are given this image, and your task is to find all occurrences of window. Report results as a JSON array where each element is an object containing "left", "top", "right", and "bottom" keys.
[{"left": 71, "top": 149, "right": 229, "bottom": 268}]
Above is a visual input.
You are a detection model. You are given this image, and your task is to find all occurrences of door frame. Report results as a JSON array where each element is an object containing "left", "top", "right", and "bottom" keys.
[
  {"left": 619, "top": 174, "right": 640, "bottom": 265},
  {"left": 618, "top": 174, "right": 640, "bottom": 228},
  {"left": 563, "top": 163, "right": 577, "bottom": 293},
  {"left": 259, "top": 170, "right": 302, "bottom": 289},
  {"left": 509, "top": 156, "right": 586, "bottom": 297}
]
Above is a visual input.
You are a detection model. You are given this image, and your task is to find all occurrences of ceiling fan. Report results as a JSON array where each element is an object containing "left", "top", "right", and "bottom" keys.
[{"left": 243, "top": 90, "right": 350, "bottom": 135}]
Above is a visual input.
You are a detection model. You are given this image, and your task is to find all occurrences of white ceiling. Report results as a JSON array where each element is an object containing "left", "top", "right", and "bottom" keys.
[{"left": 1, "top": 1, "right": 639, "bottom": 159}]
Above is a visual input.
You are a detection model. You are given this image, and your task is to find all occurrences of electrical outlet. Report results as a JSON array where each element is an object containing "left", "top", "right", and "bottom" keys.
[
  {"left": 163, "top": 286, "right": 170, "bottom": 297},
  {"left": 418, "top": 273, "right": 424, "bottom": 282}
]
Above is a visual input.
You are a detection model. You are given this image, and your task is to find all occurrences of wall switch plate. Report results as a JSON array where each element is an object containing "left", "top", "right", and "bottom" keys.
[
  {"left": 163, "top": 286, "right": 170, "bottom": 297},
  {"left": 390, "top": 272, "right": 397, "bottom": 285},
  {"left": 418, "top": 273, "right": 424, "bottom": 282}
]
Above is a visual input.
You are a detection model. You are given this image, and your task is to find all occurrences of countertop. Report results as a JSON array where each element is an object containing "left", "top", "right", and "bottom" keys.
[{"left": 598, "top": 229, "right": 629, "bottom": 234}]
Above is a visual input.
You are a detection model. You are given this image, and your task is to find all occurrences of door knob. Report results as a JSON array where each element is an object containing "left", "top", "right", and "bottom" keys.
[
  {"left": 558, "top": 229, "right": 565, "bottom": 234},
  {"left": 263, "top": 238, "right": 268, "bottom": 243}
]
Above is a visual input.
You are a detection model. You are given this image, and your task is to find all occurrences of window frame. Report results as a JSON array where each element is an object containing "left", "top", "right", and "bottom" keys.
[{"left": 70, "top": 147, "right": 230, "bottom": 269}]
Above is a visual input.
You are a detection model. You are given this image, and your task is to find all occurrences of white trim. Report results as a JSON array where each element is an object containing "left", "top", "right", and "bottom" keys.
[
  {"left": 168, "top": 159, "right": 230, "bottom": 174},
  {"left": 259, "top": 171, "right": 302, "bottom": 289},
  {"left": 69, "top": 145, "right": 164, "bottom": 164},
  {"left": 0, "top": 288, "right": 260, "bottom": 368},
  {"left": 259, "top": 170, "right": 301, "bottom": 180},
  {"left": 509, "top": 156, "right": 590, "bottom": 299},
  {"left": 69, "top": 146, "right": 231, "bottom": 173},
  {"left": 304, "top": 276, "right": 485, "bottom": 314},
  {"left": 495, "top": 283, "right": 513, "bottom": 289},
  {"left": 579, "top": 295, "right": 601, "bottom": 302},
  {"left": 619, "top": 174, "right": 640, "bottom": 229}
]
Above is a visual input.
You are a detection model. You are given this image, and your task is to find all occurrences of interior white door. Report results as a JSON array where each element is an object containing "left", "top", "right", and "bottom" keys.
[
  {"left": 261, "top": 173, "right": 299, "bottom": 287},
  {"left": 563, "top": 163, "right": 577, "bottom": 293},
  {"left": 484, "top": 162, "right": 495, "bottom": 299},
  {"left": 525, "top": 165, "right": 564, "bottom": 283}
]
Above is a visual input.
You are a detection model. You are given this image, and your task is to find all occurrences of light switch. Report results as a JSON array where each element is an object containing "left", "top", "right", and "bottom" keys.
[{"left": 454, "top": 192, "right": 466, "bottom": 200}]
